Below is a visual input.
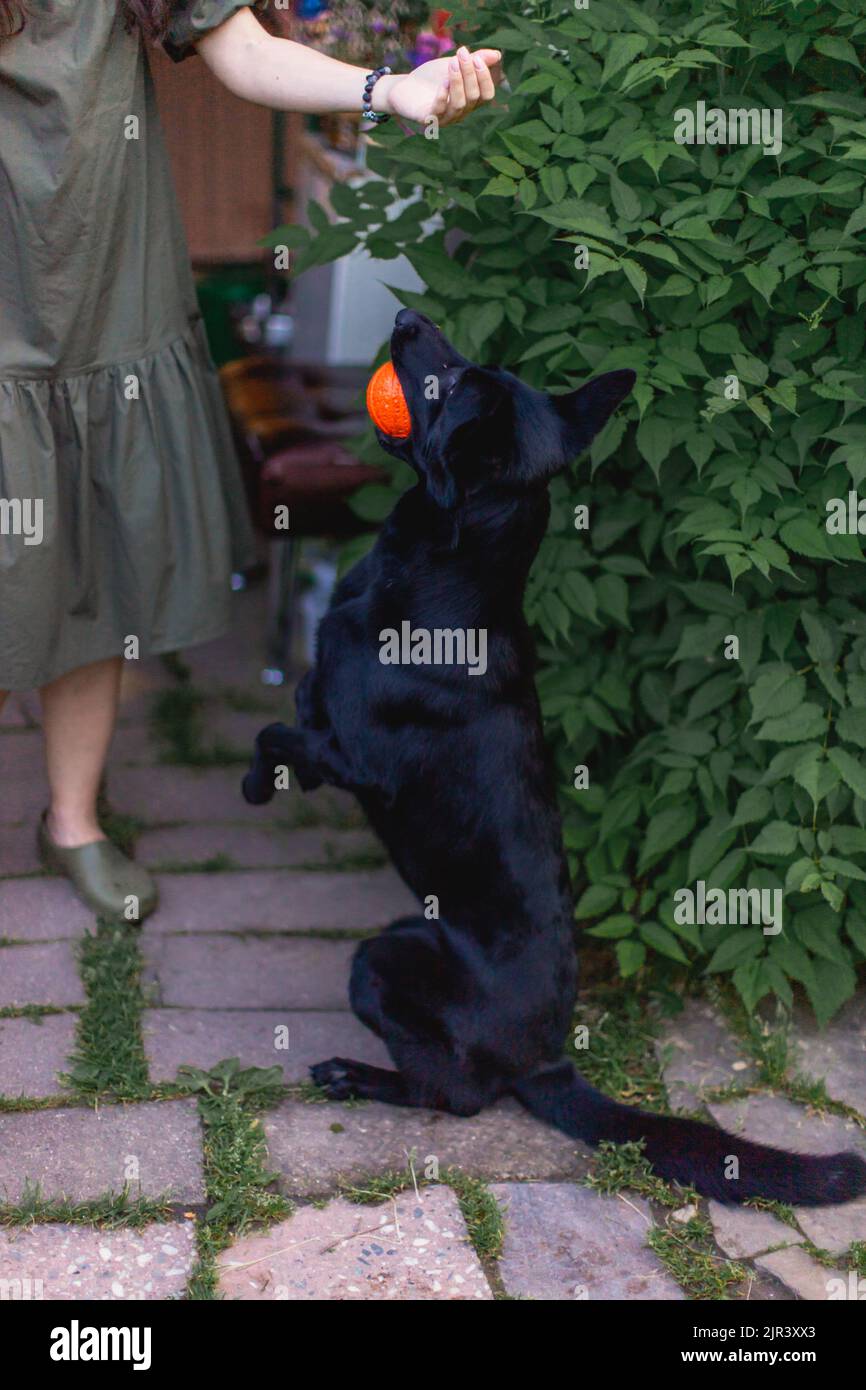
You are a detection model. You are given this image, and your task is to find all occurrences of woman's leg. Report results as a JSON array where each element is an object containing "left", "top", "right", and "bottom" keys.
[{"left": 40, "top": 657, "right": 123, "bottom": 847}]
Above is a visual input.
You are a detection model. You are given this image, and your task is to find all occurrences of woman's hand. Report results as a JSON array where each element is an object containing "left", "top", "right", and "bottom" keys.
[{"left": 379, "top": 46, "right": 502, "bottom": 127}]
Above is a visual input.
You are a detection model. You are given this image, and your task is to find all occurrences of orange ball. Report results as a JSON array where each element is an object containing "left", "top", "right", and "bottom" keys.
[{"left": 366, "top": 361, "right": 411, "bottom": 439}]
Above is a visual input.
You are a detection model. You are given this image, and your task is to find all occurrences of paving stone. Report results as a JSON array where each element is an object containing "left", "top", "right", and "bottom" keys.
[
  {"left": 708, "top": 1093, "right": 866, "bottom": 1255},
  {"left": 264, "top": 1098, "right": 591, "bottom": 1197},
  {"left": 207, "top": 708, "right": 275, "bottom": 752},
  {"left": 0, "top": 1220, "right": 196, "bottom": 1300},
  {"left": 791, "top": 1198, "right": 866, "bottom": 1259},
  {"left": 0, "top": 693, "right": 37, "bottom": 728},
  {"left": 707, "top": 1201, "right": 801, "bottom": 1260},
  {"left": 755, "top": 1245, "right": 845, "bottom": 1301},
  {"left": 176, "top": 599, "right": 272, "bottom": 690},
  {"left": 137, "top": 824, "right": 380, "bottom": 870},
  {"left": 117, "top": 766, "right": 272, "bottom": 825},
  {"left": 142, "top": 935, "right": 356, "bottom": 1009},
  {"left": 0, "top": 825, "right": 42, "bottom": 876},
  {"left": 0, "top": 734, "right": 48, "bottom": 824},
  {"left": 0, "top": 1100, "right": 205, "bottom": 1205},
  {"left": 143, "top": 868, "right": 415, "bottom": 934},
  {"left": 0, "top": 943, "right": 84, "bottom": 1007},
  {"left": 108, "top": 722, "right": 166, "bottom": 766},
  {"left": 491, "top": 1182, "right": 685, "bottom": 1300},
  {"left": 0, "top": 879, "right": 95, "bottom": 940},
  {"left": 655, "top": 998, "right": 756, "bottom": 1111},
  {"left": 789, "top": 995, "right": 866, "bottom": 1118},
  {"left": 217, "top": 1186, "right": 493, "bottom": 1300},
  {"left": 0, "top": 1014, "right": 77, "bottom": 1098},
  {"left": 114, "top": 656, "right": 180, "bottom": 725},
  {"left": 0, "top": 730, "right": 43, "bottom": 777},
  {"left": 143, "top": 1008, "right": 391, "bottom": 1082}
]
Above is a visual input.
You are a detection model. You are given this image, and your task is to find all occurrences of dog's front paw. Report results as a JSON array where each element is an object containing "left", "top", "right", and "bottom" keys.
[{"left": 310, "top": 1057, "right": 364, "bottom": 1100}]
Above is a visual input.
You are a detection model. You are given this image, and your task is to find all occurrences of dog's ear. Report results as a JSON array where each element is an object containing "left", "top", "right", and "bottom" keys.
[
  {"left": 548, "top": 368, "right": 635, "bottom": 467},
  {"left": 418, "top": 366, "right": 512, "bottom": 510}
]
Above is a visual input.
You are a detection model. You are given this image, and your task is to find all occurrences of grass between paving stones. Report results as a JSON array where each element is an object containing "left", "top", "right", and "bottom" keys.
[
  {"left": 649, "top": 1217, "right": 748, "bottom": 1301},
  {"left": 155, "top": 853, "right": 240, "bottom": 874},
  {"left": 151, "top": 685, "right": 248, "bottom": 768},
  {"left": 0, "top": 1002, "right": 70, "bottom": 1020},
  {"left": 571, "top": 986, "right": 669, "bottom": 1112},
  {"left": 341, "top": 1163, "right": 505, "bottom": 1261},
  {"left": 710, "top": 981, "right": 866, "bottom": 1129},
  {"left": 0, "top": 1185, "right": 174, "bottom": 1231},
  {"left": 587, "top": 1145, "right": 747, "bottom": 1299},
  {"left": 337, "top": 1159, "right": 506, "bottom": 1293},
  {"left": 586, "top": 1138, "right": 690, "bottom": 1208},
  {"left": 178, "top": 1060, "right": 293, "bottom": 1300},
  {"left": 97, "top": 795, "right": 144, "bottom": 860},
  {"left": 576, "top": 1016, "right": 750, "bottom": 1301},
  {"left": 182, "top": 1074, "right": 506, "bottom": 1300},
  {"left": 66, "top": 919, "right": 150, "bottom": 1098}
]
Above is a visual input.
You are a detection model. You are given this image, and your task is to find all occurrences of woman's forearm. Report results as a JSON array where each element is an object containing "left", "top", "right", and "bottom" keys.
[{"left": 197, "top": 9, "right": 401, "bottom": 114}]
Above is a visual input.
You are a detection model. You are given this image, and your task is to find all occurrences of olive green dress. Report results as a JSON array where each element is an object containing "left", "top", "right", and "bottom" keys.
[{"left": 0, "top": 0, "right": 261, "bottom": 691}]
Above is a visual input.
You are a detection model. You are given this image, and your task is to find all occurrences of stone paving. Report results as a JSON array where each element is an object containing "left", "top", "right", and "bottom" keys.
[{"left": 1, "top": 583, "right": 865, "bottom": 1301}]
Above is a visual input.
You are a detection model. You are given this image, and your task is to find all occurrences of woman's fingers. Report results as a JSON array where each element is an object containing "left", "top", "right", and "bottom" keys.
[
  {"left": 457, "top": 45, "right": 482, "bottom": 105},
  {"left": 473, "top": 53, "right": 496, "bottom": 103},
  {"left": 443, "top": 55, "right": 468, "bottom": 124}
]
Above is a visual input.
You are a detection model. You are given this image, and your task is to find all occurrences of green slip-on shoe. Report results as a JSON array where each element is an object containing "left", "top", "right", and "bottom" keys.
[{"left": 37, "top": 814, "right": 157, "bottom": 925}]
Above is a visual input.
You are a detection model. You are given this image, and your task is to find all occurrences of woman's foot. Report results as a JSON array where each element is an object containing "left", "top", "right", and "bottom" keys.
[{"left": 37, "top": 811, "right": 157, "bottom": 924}]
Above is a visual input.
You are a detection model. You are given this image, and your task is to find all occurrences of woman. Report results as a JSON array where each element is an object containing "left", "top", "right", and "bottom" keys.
[{"left": 0, "top": 1, "right": 500, "bottom": 922}]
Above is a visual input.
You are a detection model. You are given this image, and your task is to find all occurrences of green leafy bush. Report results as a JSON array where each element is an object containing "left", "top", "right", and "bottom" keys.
[{"left": 280, "top": 0, "right": 866, "bottom": 1023}]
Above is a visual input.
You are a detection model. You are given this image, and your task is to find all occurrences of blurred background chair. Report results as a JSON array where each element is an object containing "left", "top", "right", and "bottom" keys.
[{"left": 219, "top": 356, "right": 384, "bottom": 683}]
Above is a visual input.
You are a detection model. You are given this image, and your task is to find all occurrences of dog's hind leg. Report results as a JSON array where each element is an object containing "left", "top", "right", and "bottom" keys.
[{"left": 311, "top": 918, "right": 506, "bottom": 1118}]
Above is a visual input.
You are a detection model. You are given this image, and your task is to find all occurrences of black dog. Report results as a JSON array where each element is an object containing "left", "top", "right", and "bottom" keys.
[{"left": 244, "top": 308, "right": 865, "bottom": 1207}]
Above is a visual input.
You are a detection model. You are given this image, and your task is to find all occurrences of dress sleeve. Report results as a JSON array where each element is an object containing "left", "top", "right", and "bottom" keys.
[{"left": 162, "top": 0, "right": 267, "bottom": 63}]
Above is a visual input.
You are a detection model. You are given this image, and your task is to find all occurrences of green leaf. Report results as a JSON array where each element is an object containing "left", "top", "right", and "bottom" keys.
[
  {"left": 828, "top": 746, "right": 866, "bottom": 800},
  {"left": 638, "top": 802, "right": 697, "bottom": 872},
  {"left": 700, "top": 323, "right": 746, "bottom": 355},
  {"left": 707, "top": 930, "right": 764, "bottom": 973},
  {"left": 610, "top": 174, "right": 642, "bottom": 223},
  {"left": 813, "top": 35, "right": 862, "bottom": 70},
  {"left": 639, "top": 920, "right": 689, "bottom": 963},
  {"left": 601, "top": 33, "right": 649, "bottom": 86},
  {"left": 743, "top": 263, "right": 781, "bottom": 306},
  {"left": 575, "top": 883, "right": 620, "bottom": 918},
  {"left": 836, "top": 708, "right": 866, "bottom": 749},
  {"left": 779, "top": 516, "right": 835, "bottom": 562},
  {"left": 616, "top": 939, "right": 646, "bottom": 977},
  {"left": 587, "top": 914, "right": 636, "bottom": 939},
  {"left": 349, "top": 485, "right": 399, "bottom": 523},
  {"left": 621, "top": 259, "right": 648, "bottom": 306},
  {"left": 635, "top": 417, "right": 669, "bottom": 480},
  {"left": 733, "top": 957, "right": 772, "bottom": 1013},
  {"left": 803, "top": 956, "right": 857, "bottom": 1027},
  {"left": 731, "top": 785, "right": 772, "bottom": 827},
  {"left": 748, "top": 666, "right": 805, "bottom": 724},
  {"left": 750, "top": 821, "right": 800, "bottom": 856},
  {"left": 756, "top": 703, "right": 827, "bottom": 743},
  {"left": 596, "top": 573, "right": 631, "bottom": 629},
  {"left": 831, "top": 826, "right": 866, "bottom": 856}
]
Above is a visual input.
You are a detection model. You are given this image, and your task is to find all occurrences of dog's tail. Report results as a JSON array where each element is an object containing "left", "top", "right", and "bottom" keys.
[{"left": 511, "top": 1061, "right": 866, "bottom": 1206}]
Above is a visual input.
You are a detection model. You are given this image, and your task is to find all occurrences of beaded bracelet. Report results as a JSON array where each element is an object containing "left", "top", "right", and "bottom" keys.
[{"left": 362, "top": 65, "right": 392, "bottom": 124}]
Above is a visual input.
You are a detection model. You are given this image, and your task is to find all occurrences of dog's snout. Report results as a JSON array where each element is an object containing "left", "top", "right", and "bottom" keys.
[{"left": 394, "top": 308, "right": 421, "bottom": 337}]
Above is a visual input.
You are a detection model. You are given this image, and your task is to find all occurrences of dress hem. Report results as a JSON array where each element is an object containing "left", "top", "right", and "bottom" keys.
[{"left": 1, "top": 616, "right": 238, "bottom": 694}]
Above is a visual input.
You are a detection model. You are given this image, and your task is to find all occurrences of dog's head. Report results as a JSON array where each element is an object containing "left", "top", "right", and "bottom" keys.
[{"left": 378, "top": 309, "right": 634, "bottom": 510}]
